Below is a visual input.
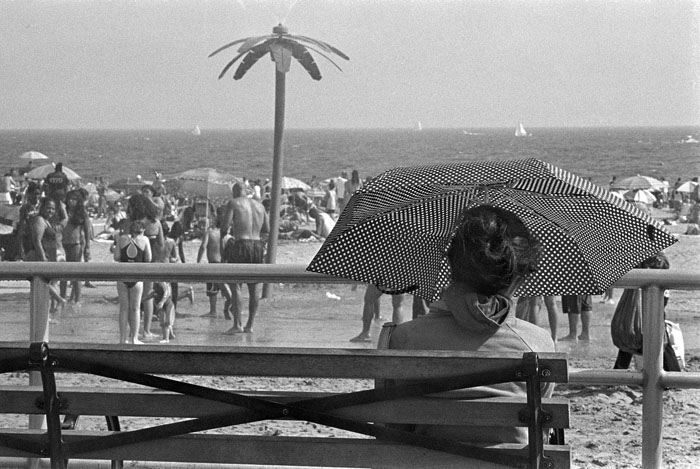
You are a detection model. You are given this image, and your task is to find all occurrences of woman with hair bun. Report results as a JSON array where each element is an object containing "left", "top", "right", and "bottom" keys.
[{"left": 384, "top": 204, "right": 556, "bottom": 445}]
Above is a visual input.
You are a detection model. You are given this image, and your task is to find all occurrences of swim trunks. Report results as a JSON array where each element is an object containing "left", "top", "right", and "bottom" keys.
[
  {"left": 206, "top": 283, "right": 220, "bottom": 296},
  {"left": 224, "top": 239, "right": 264, "bottom": 264}
]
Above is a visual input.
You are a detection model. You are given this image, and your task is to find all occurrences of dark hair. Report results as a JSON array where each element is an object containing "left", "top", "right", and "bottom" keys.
[
  {"left": 141, "top": 184, "right": 156, "bottom": 196},
  {"left": 129, "top": 219, "right": 146, "bottom": 235},
  {"left": 66, "top": 189, "right": 88, "bottom": 226},
  {"left": 448, "top": 205, "right": 542, "bottom": 295},
  {"left": 127, "top": 193, "right": 158, "bottom": 221},
  {"left": 55, "top": 162, "right": 63, "bottom": 172},
  {"left": 637, "top": 252, "right": 670, "bottom": 270},
  {"left": 26, "top": 181, "right": 41, "bottom": 194}
]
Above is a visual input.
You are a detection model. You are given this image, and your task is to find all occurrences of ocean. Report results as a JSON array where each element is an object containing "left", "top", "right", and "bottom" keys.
[{"left": 1, "top": 127, "right": 698, "bottom": 188}]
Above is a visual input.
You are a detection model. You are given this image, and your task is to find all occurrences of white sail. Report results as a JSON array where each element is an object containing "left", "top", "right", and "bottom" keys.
[
  {"left": 192, "top": 125, "right": 201, "bottom": 136},
  {"left": 415, "top": 121, "right": 423, "bottom": 131},
  {"left": 515, "top": 122, "right": 528, "bottom": 137}
]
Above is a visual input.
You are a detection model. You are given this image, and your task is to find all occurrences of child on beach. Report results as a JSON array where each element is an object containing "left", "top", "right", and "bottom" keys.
[{"left": 146, "top": 280, "right": 176, "bottom": 343}]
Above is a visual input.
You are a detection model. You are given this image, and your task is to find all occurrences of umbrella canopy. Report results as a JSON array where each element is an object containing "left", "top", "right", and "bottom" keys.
[
  {"left": 109, "top": 178, "right": 152, "bottom": 194},
  {"left": 625, "top": 189, "right": 656, "bottom": 204},
  {"left": 24, "top": 164, "right": 81, "bottom": 181},
  {"left": 17, "top": 151, "right": 49, "bottom": 160},
  {"left": 164, "top": 168, "right": 242, "bottom": 205},
  {"left": 307, "top": 159, "right": 677, "bottom": 302},
  {"left": 265, "top": 176, "right": 311, "bottom": 192},
  {"left": 675, "top": 180, "right": 698, "bottom": 193},
  {"left": 611, "top": 175, "right": 665, "bottom": 191},
  {"left": 0, "top": 205, "right": 19, "bottom": 235}
]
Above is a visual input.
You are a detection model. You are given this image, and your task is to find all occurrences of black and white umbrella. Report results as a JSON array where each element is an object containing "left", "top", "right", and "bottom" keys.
[{"left": 307, "top": 159, "right": 677, "bottom": 302}]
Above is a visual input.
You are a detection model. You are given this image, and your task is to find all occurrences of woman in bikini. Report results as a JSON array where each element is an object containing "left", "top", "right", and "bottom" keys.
[
  {"left": 24, "top": 197, "right": 68, "bottom": 317},
  {"left": 114, "top": 218, "right": 152, "bottom": 344},
  {"left": 60, "top": 190, "right": 92, "bottom": 304}
]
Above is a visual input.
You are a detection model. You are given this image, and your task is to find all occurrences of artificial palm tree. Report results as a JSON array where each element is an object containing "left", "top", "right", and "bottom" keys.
[{"left": 210, "top": 24, "right": 349, "bottom": 279}]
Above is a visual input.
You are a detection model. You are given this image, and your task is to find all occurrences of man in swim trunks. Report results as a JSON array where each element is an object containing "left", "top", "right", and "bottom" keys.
[
  {"left": 220, "top": 183, "right": 269, "bottom": 334},
  {"left": 197, "top": 209, "right": 232, "bottom": 319}
]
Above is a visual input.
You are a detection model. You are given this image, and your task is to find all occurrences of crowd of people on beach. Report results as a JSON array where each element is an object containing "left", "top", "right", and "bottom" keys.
[
  {"left": 0, "top": 158, "right": 692, "bottom": 449},
  {"left": 0, "top": 160, "right": 369, "bottom": 345}
]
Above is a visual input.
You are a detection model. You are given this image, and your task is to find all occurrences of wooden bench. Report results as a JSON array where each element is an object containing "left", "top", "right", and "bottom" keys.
[{"left": 0, "top": 341, "right": 570, "bottom": 469}]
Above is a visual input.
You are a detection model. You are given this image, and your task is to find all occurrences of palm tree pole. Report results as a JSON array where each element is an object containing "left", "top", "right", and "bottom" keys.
[{"left": 210, "top": 23, "right": 348, "bottom": 297}]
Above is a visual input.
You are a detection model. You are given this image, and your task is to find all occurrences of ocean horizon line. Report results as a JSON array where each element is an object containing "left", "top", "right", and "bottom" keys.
[{"left": 0, "top": 125, "right": 698, "bottom": 133}]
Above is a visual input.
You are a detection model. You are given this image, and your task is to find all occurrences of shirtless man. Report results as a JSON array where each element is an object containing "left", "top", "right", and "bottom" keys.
[
  {"left": 220, "top": 183, "right": 269, "bottom": 333},
  {"left": 197, "top": 210, "right": 232, "bottom": 319}
]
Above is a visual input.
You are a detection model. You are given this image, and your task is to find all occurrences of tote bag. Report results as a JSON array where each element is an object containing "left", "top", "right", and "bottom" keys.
[{"left": 610, "top": 288, "right": 643, "bottom": 355}]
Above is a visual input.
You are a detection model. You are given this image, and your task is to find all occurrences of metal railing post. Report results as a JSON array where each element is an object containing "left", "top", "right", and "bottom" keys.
[
  {"left": 28, "top": 276, "right": 51, "bottom": 469},
  {"left": 641, "top": 285, "right": 664, "bottom": 469}
]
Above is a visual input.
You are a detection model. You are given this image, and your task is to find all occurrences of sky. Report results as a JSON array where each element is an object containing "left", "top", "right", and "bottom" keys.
[{"left": 1, "top": 0, "right": 699, "bottom": 130}]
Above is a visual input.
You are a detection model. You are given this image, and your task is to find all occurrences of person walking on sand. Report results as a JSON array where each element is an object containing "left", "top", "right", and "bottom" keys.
[
  {"left": 220, "top": 183, "right": 269, "bottom": 334},
  {"left": 350, "top": 284, "right": 405, "bottom": 342},
  {"left": 197, "top": 209, "right": 232, "bottom": 319}
]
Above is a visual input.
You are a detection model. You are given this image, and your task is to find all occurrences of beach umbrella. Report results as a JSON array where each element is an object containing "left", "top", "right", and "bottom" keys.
[
  {"left": 264, "top": 176, "right": 311, "bottom": 192},
  {"left": 25, "top": 163, "right": 81, "bottom": 181},
  {"left": 0, "top": 205, "right": 19, "bottom": 235},
  {"left": 109, "top": 178, "right": 151, "bottom": 194},
  {"left": 625, "top": 189, "right": 656, "bottom": 204},
  {"left": 17, "top": 151, "right": 49, "bottom": 160},
  {"left": 675, "top": 180, "right": 698, "bottom": 193},
  {"left": 165, "top": 168, "right": 242, "bottom": 206},
  {"left": 210, "top": 23, "right": 349, "bottom": 280},
  {"left": 611, "top": 175, "right": 665, "bottom": 191},
  {"left": 307, "top": 158, "right": 677, "bottom": 303}
]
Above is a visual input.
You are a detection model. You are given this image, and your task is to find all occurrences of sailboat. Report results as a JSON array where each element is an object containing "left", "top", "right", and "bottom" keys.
[
  {"left": 515, "top": 122, "right": 529, "bottom": 137},
  {"left": 415, "top": 121, "right": 423, "bottom": 132},
  {"left": 192, "top": 125, "right": 201, "bottom": 136}
]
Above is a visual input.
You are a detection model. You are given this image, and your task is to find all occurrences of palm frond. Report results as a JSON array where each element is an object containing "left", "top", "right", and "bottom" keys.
[
  {"left": 293, "top": 35, "right": 349, "bottom": 61},
  {"left": 218, "top": 52, "right": 247, "bottom": 79},
  {"left": 286, "top": 41, "right": 321, "bottom": 80},
  {"left": 209, "top": 38, "right": 250, "bottom": 58},
  {"left": 234, "top": 43, "right": 271, "bottom": 80},
  {"left": 296, "top": 42, "right": 345, "bottom": 73},
  {"left": 237, "top": 35, "right": 275, "bottom": 54}
]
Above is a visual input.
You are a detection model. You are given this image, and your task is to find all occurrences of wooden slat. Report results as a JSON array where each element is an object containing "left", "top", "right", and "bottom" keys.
[
  {"left": 0, "top": 387, "right": 571, "bottom": 428},
  {"left": 0, "top": 431, "right": 571, "bottom": 469},
  {"left": 0, "top": 343, "right": 569, "bottom": 382}
]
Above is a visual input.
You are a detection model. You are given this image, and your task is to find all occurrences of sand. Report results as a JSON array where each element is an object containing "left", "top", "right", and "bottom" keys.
[{"left": 0, "top": 213, "right": 699, "bottom": 468}]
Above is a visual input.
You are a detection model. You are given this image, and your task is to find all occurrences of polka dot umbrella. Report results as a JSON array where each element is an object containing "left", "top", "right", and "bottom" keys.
[{"left": 307, "top": 159, "right": 678, "bottom": 303}]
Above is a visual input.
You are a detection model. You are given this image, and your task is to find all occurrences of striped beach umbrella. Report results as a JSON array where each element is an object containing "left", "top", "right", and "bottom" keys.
[
  {"left": 307, "top": 159, "right": 677, "bottom": 302},
  {"left": 611, "top": 175, "right": 665, "bottom": 191}
]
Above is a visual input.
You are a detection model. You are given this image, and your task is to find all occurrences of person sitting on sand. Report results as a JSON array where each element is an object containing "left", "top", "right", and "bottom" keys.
[
  {"left": 382, "top": 205, "right": 555, "bottom": 445},
  {"left": 220, "top": 182, "right": 269, "bottom": 334},
  {"left": 290, "top": 194, "right": 336, "bottom": 240}
]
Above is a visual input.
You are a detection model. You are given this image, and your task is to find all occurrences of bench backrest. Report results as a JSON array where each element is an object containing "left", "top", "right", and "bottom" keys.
[{"left": 0, "top": 342, "right": 570, "bottom": 469}]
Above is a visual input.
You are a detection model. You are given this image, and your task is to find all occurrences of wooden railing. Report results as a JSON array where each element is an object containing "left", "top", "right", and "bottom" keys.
[{"left": 1, "top": 262, "right": 699, "bottom": 469}]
